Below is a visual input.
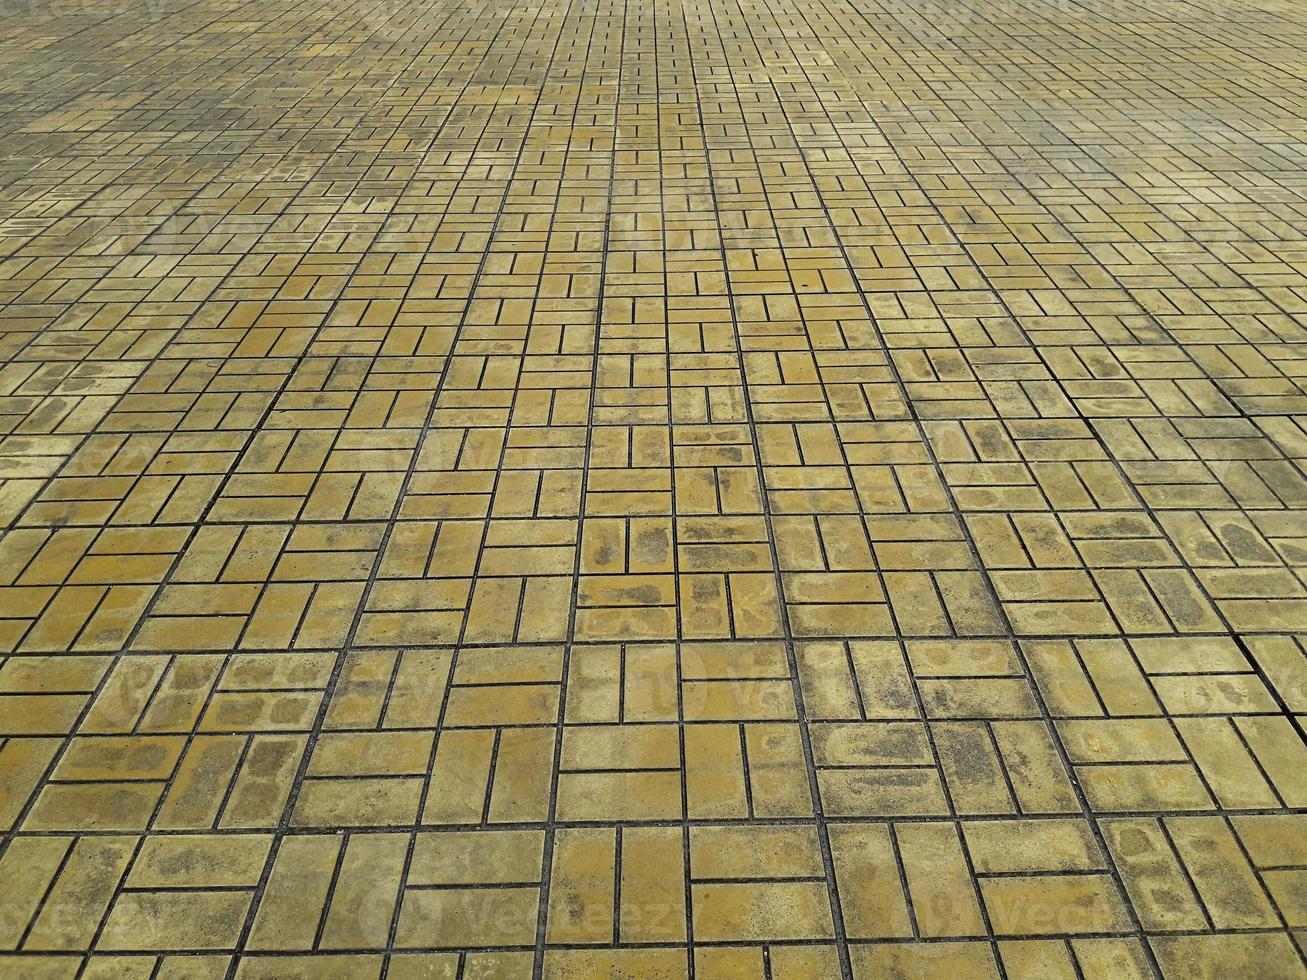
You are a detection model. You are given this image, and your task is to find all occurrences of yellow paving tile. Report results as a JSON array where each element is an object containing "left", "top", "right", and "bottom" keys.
[{"left": 1, "top": 0, "right": 1306, "bottom": 971}]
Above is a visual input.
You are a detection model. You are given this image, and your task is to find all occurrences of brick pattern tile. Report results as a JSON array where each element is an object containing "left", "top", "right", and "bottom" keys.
[{"left": 1, "top": 0, "right": 1306, "bottom": 973}]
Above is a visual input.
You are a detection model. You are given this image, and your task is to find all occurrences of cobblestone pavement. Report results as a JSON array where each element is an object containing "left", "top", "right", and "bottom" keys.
[{"left": 1, "top": 0, "right": 1306, "bottom": 972}]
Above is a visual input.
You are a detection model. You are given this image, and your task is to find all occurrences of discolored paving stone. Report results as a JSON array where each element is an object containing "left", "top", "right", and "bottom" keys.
[{"left": 1, "top": 0, "right": 1307, "bottom": 972}]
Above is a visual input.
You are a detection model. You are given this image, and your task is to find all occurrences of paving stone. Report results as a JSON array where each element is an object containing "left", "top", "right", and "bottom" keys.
[{"left": 1, "top": 0, "right": 1306, "bottom": 968}]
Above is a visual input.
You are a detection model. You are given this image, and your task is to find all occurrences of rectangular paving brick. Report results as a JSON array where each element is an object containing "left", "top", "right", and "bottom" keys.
[{"left": 1, "top": 0, "right": 1306, "bottom": 973}]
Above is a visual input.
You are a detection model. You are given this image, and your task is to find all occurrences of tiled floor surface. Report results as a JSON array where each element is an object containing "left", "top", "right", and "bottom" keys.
[{"left": 1, "top": 0, "right": 1306, "bottom": 974}]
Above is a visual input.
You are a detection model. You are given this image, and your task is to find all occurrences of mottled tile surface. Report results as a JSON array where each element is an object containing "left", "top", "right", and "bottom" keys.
[{"left": 1, "top": 0, "right": 1306, "bottom": 973}]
